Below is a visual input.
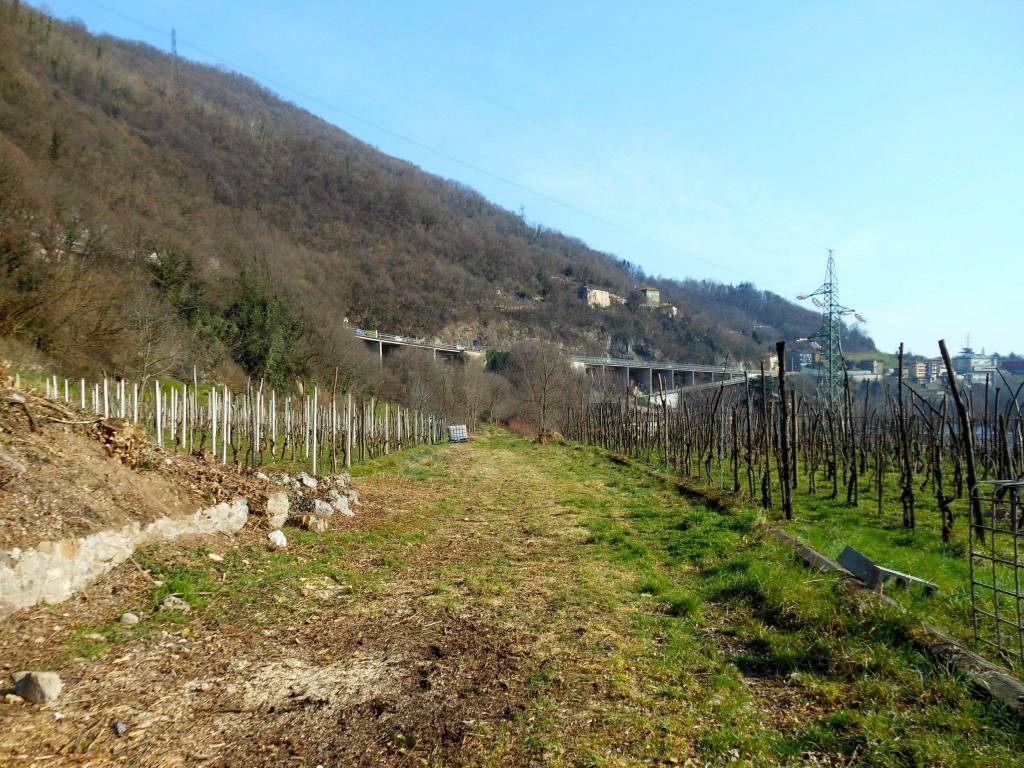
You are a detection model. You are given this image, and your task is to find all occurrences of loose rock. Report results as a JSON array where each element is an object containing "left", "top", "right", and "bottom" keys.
[
  {"left": 119, "top": 612, "right": 140, "bottom": 625},
  {"left": 328, "top": 490, "right": 354, "bottom": 517},
  {"left": 268, "top": 529, "right": 288, "bottom": 548},
  {"left": 159, "top": 595, "right": 191, "bottom": 613},
  {"left": 297, "top": 473, "right": 318, "bottom": 489},
  {"left": 301, "top": 580, "right": 351, "bottom": 599},
  {"left": 266, "top": 491, "right": 290, "bottom": 528},
  {"left": 313, "top": 498, "right": 334, "bottom": 517},
  {"left": 12, "top": 671, "right": 63, "bottom": 703},
  {"left": 292, "top": 492, "right": 314, "bottom": 516}
]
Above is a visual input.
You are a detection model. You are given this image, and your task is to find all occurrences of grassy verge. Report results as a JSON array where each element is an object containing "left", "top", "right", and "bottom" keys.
[
  {"left": 636, "top": 448, "right": 1005, "bottom": 673},
  {"left": 483, "top": 435, "right": 1022, "bottom": 765},
  {"left": 782, "top": 476, "right": 986, "bottom": 662}
]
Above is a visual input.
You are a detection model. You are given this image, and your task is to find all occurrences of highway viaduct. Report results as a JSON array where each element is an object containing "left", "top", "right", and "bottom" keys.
[
  {"left": 567, "top": 355, "right": 746, "bottom": 398},
  {"left": 354, "top": 329, "right": 747, "bottom": 397}
]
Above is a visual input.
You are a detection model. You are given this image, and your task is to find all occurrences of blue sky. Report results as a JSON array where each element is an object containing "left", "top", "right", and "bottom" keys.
[{"left": 38, "top": 1, "right": 1023, "bottom": 356}]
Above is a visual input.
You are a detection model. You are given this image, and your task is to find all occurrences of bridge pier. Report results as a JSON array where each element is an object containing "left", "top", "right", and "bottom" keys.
[
  {"left": 629, "top": 367, "right": 653, "bottom": 394},
  {"left": 614, "top": 366, "right": 629, "bottom": 392}
]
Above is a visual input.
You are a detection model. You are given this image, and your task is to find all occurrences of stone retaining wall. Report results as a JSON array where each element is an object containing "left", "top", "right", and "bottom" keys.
[{"left": 0, "top": 498, "right": 249, "bottom": 616}]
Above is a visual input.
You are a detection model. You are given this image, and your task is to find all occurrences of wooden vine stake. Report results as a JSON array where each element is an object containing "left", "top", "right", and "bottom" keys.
[
  {"left": 776, "top": 341, "right": 793, "bottom": 520},
  {"left": 939, "top": 339, "right": 982, "bottom": 529}
]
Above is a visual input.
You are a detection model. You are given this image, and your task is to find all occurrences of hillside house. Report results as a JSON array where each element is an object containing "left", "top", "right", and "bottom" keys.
[
  {"left": 853, "top": 359, "right": 884, "bottom": 374},
  {"left": 786, "top": 350, "right": 818, "bottom": 371},
  {"left": 925, "top": 357, "right": 945, "bottom": 382},
  {"left": 579, "top": 286, "right": 612, "bottom": 307},
  {"left": 848, "top": 369, "right": 882, "bottom": 383},
  {"left": 640, "top": 287, "right": 661, "bottom": 308},
  {"left": 907, "top": 361, "right": 928, "bottom": 382}
]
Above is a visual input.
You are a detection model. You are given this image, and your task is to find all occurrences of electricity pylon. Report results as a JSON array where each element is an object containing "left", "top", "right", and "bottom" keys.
[
  {"left": 171, "top": 29, "right": 180, "bottom": 89},
  {"left": 796, "top": 250, "right": 866, "bottom": 411}
]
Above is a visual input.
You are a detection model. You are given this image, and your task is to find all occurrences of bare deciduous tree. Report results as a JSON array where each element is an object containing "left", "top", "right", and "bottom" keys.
[
  {"left": 117, "top": 290, "right": 185, "bottom": 386},
  {"left": 508, "top": 341, "right": 570, "bottom": 432}
]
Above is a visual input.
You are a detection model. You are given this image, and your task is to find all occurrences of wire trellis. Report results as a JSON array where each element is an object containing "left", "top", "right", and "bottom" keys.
[{"left": 969, "top": 480, "right": 1024, "bottom": 664}]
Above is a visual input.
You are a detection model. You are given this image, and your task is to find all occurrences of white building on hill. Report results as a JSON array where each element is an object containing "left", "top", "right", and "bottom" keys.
[{"left": 580, "top": 286, "right": 612, "bottom": 308}]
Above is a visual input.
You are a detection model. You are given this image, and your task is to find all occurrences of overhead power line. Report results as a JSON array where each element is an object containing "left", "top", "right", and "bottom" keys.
[
  {"left": 271, "top": 0, "right": 835, "bottom": 258},
  {"left": 273, "top": 0, "right": 595, "bottom": 155},
  {"left": 79, "top": 0, "right": 796, "bottom": 296}
]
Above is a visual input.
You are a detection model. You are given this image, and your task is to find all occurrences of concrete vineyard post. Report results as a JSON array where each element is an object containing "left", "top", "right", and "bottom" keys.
[
  {"left": 312, "top": 386, "right": 318, "bottom": 476},
  {"left": 345, "top": 392, "right": 352, "bottom": 469},
  {"left": 154, "top": 379, "right": 162, "bottom": 446}
]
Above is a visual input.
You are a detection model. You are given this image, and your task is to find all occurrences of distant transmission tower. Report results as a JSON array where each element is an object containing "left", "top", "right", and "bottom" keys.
[
  {"left": 796, "top": 250, "right": 866, "bottom": 411},
  {"left": 171, "top": 28, "right": 180, "bottom": 88}
]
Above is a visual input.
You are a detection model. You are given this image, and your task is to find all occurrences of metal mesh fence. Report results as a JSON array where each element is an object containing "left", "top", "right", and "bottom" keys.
[{"left": 970, "top": 480, "right": 1024, "bottom": 664}]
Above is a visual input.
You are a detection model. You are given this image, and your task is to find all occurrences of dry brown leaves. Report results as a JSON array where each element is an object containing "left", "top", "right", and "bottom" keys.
[
  {"left": 532, "top": 428, "right": 565, "bottom": 445},
  {"left": 93, "top": 419, "right": 147, "bottom": 468},
  {"left": 0, "top": 371, "right": 276, "bottom": 548}
]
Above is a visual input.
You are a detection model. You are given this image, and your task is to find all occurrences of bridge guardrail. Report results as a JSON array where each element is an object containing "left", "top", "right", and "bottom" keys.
[
  {"left": 355, "top": 329, "right": 750, "bottom": 376},
  {"left": 355, "top": 329, "right": 464, "bottom": 354},
  {"left": 569, "top": 354, "right": 745, "bottom": 374}
]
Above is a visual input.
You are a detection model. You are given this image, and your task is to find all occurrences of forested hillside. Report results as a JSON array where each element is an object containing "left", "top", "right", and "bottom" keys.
[{"left": 0, "top": 4, "right": 872, "bottom": 387}]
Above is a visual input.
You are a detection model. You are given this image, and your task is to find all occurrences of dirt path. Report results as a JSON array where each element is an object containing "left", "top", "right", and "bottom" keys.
[
  {"left": 1, "top": 430, "right": 1021, "bottom": 766},
  {"left": 0, "top": 433, "right": 557, "bottom": 766}
]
